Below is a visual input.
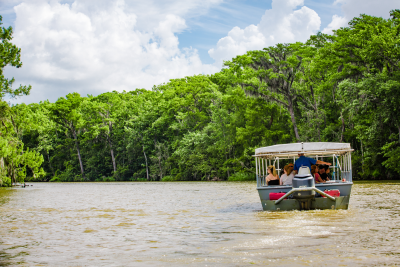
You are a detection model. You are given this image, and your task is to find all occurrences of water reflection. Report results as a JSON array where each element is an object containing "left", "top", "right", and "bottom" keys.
[{"left": 0, "top": 182, "right": 399, "bottom": 266}]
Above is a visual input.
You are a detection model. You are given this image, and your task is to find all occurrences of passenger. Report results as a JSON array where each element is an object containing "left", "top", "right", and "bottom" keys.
[
  {"left": 287, "top": 163, "right": 294, "bottom": 170},
  {"left": 266, "top": 165, "right": 280, "bottom": 186},
  {"left": 293, "top": 153, "right": 331, "bottom": 174},
  {"left": 319, "top": 165, "right": 331, "bottom": 181},
  {"left": 311, "top": 165, "right": 323, "bottom": 184},
  {"left": 280, "top": 165, "right": 294, "bottom": 186},
  {"left": 325, "top": 166, "right": 332, "bottom": 180},
  {"left": 287, "top": 163, "right": 294, "bottom": 176},
  {"left": 279, "top": 167, "right": 285, "bottom": 177}
]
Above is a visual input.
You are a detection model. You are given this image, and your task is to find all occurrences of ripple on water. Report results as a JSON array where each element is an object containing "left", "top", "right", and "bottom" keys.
[{"left": 0, "top": 181, "right": 400, "bottom": 266}]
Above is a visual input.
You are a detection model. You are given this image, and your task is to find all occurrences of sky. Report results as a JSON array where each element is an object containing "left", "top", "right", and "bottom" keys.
[{"left": 1, "top": 0, "right": 399, "bottom": 104}]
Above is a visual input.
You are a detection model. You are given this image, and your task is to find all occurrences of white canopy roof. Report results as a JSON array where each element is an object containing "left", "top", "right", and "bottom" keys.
[{"left": 255, "top": 142, "right": 352, "bottom": 158}]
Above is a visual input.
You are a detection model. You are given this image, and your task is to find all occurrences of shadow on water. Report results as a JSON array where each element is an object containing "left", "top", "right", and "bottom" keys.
[
  {"left": 0, "top": 188, "right": 28, "bottom": 266},
  {"left": 0, "top": 249, "right": 27, "bottom": 267},
  {"left": 217, "top": 202, "right": 262, "bottom": 213},
  {"left": 0, "top": 188, "right": 14, "bottom": 206},
  {"left": 0, "top": 251, "right": 12, "bottom": 267}
]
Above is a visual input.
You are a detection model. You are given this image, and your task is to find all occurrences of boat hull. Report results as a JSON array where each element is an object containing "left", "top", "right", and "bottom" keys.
[{"left": 257, "top": 182, "right": 352, "bottom": 211}]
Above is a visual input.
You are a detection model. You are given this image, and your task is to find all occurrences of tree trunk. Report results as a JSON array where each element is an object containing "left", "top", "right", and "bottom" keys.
[
  {"left": 108, "top": 121, "right": 117, "bottom": 175},
  {"left": 397, "top": 125, "right": 400, "bottom": 143},
  {"left": 361, "top": 140, "right": 364, "bottom": 173},
  {"left": 287, "top": 97, "right": 300, "bottom": 141},
  {"left": 225, "top": 153, "right": 230, "bottom": 178},
  {"left": 46, "top": 152, "right": 55, "bottom": 176},
  {"left": 340, "top": 112, "right": 345, "bottom": 142},
  {"left": 158, "top": 156, "right": 162, "bottom": 180},
  {"left": 316, "top": 111, "right": 321, "bottom": 142},
  {"left": 71, "top": 125, "right": 85, "bottom": 180},
  {"left": 143, "top": 145, "right": 149, "bottom": 180},
  {"left": 109, "top": 139, "right": 116, "bottom": 174},
  {"left": 154, "top": 140, "right": 163, "bottom": 180},
  {"left": 313, "top": 96, "right": 321, "bottom": 142},
  {"left": 11, "top": 160, "right": 15, "bottom": 184}
]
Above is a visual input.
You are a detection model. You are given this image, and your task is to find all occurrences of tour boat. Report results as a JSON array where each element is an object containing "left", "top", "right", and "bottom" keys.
[{"left": 255, "top": 142, "right": 353, "bottom": 211}]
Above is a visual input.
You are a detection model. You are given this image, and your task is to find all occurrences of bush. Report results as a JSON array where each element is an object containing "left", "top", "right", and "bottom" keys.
[
  {"left": 161, "top": 175, "right": 176, "bottom": 181},
  {"left": 1, "top": 176, "right": 12, "bottom": 187},
  {"left": 49, "top": 176, "right": 61, "bottom": 182},
  {"left": 74, "top": 175, "right": 84, "bottom": 182},
  {"left": 131, "top": 178, "right": 147, "bottom": 181},
  {"left": 228, "top": 172, "right": 255, "bottom": 181},
  {"left": 132, "top": 169, "right": 147, "bottom": 180},
  {"left": 174, "top": 173, "right": 183, "bottom": 181},
  {"left": 58, "top": 168, "right": 75, "bottom": 182},
  {"left": 103, "top": 177, "right": 115, "bottom": 182}
]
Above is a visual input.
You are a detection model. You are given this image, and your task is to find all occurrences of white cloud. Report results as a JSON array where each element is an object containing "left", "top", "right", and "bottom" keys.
[
  {"left": 322, "top": 0, "right": 400, "bottom": 34},
  {"left": 208, "top": 0, "right": 321, "bottom": 67},
  {"left": 7, "top": 0, "right": 399, "bottom": 104},
  {"left": 4, "top": 0, "right": 220, "bottom": 103},
  {"left": 322, "top": 14, "right": 347, "bottom": 34}
]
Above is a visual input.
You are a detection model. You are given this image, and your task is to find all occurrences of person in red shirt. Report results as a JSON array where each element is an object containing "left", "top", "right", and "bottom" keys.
[{"left": 311, "top": 165, "right": 323, "bottom": 183}]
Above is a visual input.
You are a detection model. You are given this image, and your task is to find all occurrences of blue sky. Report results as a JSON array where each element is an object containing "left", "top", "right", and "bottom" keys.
[
  {"left": 0, "top": 0, "right": 398, "bottom": 103},
  {"left": 177, "top": 0, "right": 342, "bottom": 64}
]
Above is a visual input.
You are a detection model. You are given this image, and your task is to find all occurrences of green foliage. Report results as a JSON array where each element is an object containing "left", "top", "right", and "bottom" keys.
[
  {"left": 4, "top": 10, "right": 400, "bottom": 181},
  {"left": 0, "top": 16, "right": 31, "bottom": 99},
  {"left": 382, "top": 143, "right": 400, "bottom": 175},
  {"left": 228, "top": 172, "right": 255, "bottom": 181},
  {"left": 103, "top": 177, "right": 115, "bottom": 182},
  {"left": 0, "top": 18, "right": 44, "bottom": 187},
  {"left": 49, "top": 176, "right": 61, "bottom": 182},
  {"left": 161, "top": 175, "right": 176, "bottom": 181},
  {"left": 0, "top": 101, "right": 45, "bottom": 186}
]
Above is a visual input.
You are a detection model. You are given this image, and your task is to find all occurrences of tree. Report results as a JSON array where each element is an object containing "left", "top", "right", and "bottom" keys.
[
  {"left": 49, "top": 93, "right": 86, "bottom": 180},
  {"left": 225, "top": 43, "right": 305, "bottom": 141},
  {"left": 0, "top": 16, "right": 44, "bottom": 186},
  {"left": 0, "top": 16, "right": 31, "bottom": 99},
  {"left": 0, "top": 101, "right": 45, "bottom": 185},
  {"left": 322, "top": 10, "right": 400, "bottom": 178},
  {"left": 81, "top": 91, "right": 126, "bottom": 178}
]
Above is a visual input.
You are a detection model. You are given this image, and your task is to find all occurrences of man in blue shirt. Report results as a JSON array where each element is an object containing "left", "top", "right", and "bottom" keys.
[{"left": 294, "top": 153, "right": 331, "bottom": 174}]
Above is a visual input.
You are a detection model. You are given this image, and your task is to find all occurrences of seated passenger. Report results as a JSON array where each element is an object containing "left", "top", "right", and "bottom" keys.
[
  {"left": 325, "top": 166, "right": 332, "bottom": 180},
  {"left": 280, "top": 165, "right": 294, "bottom": 185},
  {"left": 288, "top": 163, "right": 294, "bottom": 176},
  {"left": 294, "top": 153, "right": 331, "bottom": 174},
  {"left": 318, "top": 165, "right": 331, "bottom": 182},
  {"left": 266, "top": 165, "right": 280, "bottom": 186},
  {"left": 279, "top": 167, "right": 285, "bottom": 177},
  {"left": 311, "top": 165, "right": 323, "bottom": 184}
]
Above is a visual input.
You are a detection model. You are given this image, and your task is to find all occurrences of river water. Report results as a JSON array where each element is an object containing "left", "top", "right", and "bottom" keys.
[{"left": 0, "top": 181, "right": 399, "bottom": 266}]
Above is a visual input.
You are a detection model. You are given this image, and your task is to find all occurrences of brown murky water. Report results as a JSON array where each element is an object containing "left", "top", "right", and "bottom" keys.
[{"left": 0, "top": 181, "right": 399, "bottom": 266}]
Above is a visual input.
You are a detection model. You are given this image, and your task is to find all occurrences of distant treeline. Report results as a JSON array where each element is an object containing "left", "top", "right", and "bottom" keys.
[{"left": 1, "top": 10, "right": 400, "bottom": 185}]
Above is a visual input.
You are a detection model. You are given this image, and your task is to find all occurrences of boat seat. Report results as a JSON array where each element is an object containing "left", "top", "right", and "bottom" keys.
[
  {"left": 269, "top": 192, "right": 286, "bottom": 200},
  {"left": 322, "top": 189, "right": 340, "bottom": 198},
  {"left": 298, "top": 166, "right": 311, "bottom": 175}
]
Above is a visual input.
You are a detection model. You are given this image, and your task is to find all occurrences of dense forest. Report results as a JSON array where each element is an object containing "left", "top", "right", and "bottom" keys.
[{"left": 1, "top": 10, "right": 400, "bottom": 186}]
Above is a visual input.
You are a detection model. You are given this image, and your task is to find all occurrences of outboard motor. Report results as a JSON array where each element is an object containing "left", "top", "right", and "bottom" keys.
[{"left": 292, "top": 172, "right": 315, "bottom": 210}]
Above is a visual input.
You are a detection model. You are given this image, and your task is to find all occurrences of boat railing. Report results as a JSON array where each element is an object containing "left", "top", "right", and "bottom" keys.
[{"left": 256, "top": 151, "right": 353, "bottom": 186}]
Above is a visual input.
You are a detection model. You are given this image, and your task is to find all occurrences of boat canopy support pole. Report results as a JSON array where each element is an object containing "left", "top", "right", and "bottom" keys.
[
  {"left": 349, "top": 152, "right": 352, "bottom": 182},
  {"left": 256, "top": 157, "right": 259, "bottom": 187},
  {"left": 277, "top": 157, "right": 280, "bottom": 174}
]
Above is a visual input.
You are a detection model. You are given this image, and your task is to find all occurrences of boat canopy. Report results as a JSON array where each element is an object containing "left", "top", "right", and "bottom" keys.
[{"left": 255, "top": 142, "right": 353, "bottom": 158}]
